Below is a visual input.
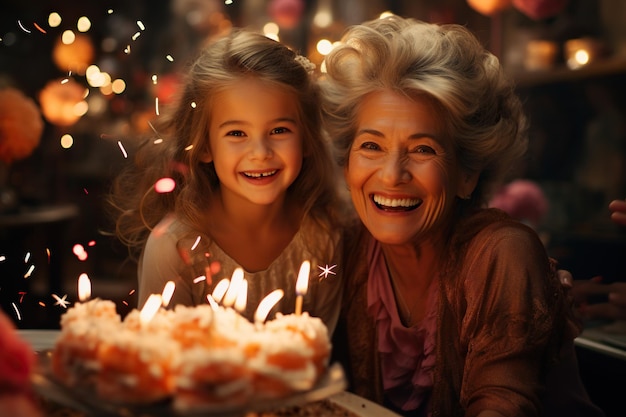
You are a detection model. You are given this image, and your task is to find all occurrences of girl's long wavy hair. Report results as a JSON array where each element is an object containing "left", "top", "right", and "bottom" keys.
[{"left": 108, "top": 29, "right": 342, "bottom": 261}]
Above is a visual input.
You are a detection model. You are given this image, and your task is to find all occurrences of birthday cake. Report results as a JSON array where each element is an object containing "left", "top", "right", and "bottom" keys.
[{"left": 50, "top": 298, "right": 332, "bottom": 410}]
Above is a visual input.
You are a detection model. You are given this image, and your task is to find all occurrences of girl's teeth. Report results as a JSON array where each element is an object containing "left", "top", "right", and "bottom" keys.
[{"left": 244, "top": 170, "right": 277, "bottom": 178}]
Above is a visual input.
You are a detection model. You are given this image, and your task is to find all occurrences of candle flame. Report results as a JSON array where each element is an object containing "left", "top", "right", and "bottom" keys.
[
  {"left": 222, "top": 268, "right": 244, "bottom": 307},
  {"left": 78, "top": 273, "right": 91, "bottom": 301},
  {"left": 140, "top": 294, "right": 162, "bottom": 325},
  {"left": 234, "top": 279, "right": 248, "bottom": 313},
  {"left": 254, "top": 289, "right": 284, "bottom": 324},
  {"left": 206, "top": 294, "right": 219, "bottom": 309},
  {"left": 161, "top": 281, "right": 175, "bottom": 306},
  {"left": 212, "top": 278, "right": 230, "bottom": 303},
  {"left": 296, "top": 260, "right": 310, "bottom": 295}
]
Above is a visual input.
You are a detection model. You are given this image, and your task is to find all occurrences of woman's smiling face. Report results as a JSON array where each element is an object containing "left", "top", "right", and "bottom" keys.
[{"left": 345, "top": 90, "right": 472, "bottom": 245}]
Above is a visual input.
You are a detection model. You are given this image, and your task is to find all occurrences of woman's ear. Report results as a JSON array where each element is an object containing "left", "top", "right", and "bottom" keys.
[{"left": 457, "top": 171, "right": 479, "bottom": 199}]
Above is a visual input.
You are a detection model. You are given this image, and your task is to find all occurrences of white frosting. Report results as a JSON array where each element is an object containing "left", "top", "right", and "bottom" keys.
[{"left": 54, "top": 301, "right": 330, "bottom": 404}]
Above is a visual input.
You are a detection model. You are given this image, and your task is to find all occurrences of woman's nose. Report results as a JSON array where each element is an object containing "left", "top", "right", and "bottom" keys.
[{"left": 380, "top": 151, "right": 411, "bottom": 185}]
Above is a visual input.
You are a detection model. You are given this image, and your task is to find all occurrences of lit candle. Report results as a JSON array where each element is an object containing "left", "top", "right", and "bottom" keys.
[
  {"left": 222, "top": 268, "right": 244, "bottom": 308},
  {"left": 78, "top": 273, "right": 91, "bottom": 302},
  {"left": 234, "top": 279, "right": 248, "bottom": 314},
  {"left": 212, "top": 278, "right": 230, "bottom": 304},
  {"left": 161, "top": 281, "right": 175, "bottom": 307},
  {"left": 254, "top": 289, "right": 284, "bottom": 325},
  {"left": 139, "top": 294, "right": 162, "bottom": 325},
  {"left": 295, "top": 260, "right": 310, "bottom": 315},
  {"left": 206, "top": 294, "right": 219, "bottom": 309}
]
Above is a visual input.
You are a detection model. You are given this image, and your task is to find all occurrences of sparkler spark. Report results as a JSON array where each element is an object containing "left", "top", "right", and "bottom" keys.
[
  {"left": 193, "top": 275, "right": 207, "bottom": 284},
  {"left": 117, "top": 140, "right": 128, "bottom": 158},
  {"left": 33, "top": 22, "right": 47, "bottom": 33},
  {"left": 11, "top": 303, "right": 21, "bottom": 320},
  {"left": 24, "top": 265, "right": 35, "bottom": 278},
  {"left": 52, "top": 293, "right": 70, "bottom": 308},
  {"left": 17, "top": 20, "right": 31, "bottom": 33},
  {"left": 317, "top": 264, "right": 337, "bottom": 280}
]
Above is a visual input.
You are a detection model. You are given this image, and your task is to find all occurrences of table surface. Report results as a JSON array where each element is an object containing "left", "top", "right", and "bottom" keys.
[
  {"left": 574, "top": 321, "right": 626, "bottom": 361},
  {"left": 0, "top": 204, "right": 79, "bottom": 227}
]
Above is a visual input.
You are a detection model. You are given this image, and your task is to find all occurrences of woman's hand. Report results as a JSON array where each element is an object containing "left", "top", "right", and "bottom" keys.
[
  {"left": 569, "top": 277, "right": 626, "bottom": 321},
  {"left": 609, "top": 199, "right": 626, "bottom": 226}
]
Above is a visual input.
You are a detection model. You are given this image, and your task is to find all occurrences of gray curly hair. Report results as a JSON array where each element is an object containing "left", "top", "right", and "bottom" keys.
[{"left": 320, "top": 15, "right": 528, "bottom": 206}]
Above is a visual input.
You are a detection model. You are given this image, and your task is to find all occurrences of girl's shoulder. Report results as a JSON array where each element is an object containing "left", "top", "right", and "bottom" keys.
[{"left": 293, "top": 215, "right": 343, "bottom": 259}]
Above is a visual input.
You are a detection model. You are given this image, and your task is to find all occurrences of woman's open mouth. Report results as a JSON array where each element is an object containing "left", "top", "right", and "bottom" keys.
[{"left": 372, "top": 194, "right": 421, "bottom": 212}]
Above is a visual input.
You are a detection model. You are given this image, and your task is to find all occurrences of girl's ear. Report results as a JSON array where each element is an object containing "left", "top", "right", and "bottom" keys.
[
  {"left": 456, "top": 171, "right": 479, "bottom": 199},
  {"left": 199, "top": 148, "right": 212, "bottom": 163}
]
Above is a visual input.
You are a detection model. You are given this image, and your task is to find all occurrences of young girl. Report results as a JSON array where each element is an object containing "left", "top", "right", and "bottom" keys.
[{"left": 109, "top": 29, "right": 344, "bottom": 332}]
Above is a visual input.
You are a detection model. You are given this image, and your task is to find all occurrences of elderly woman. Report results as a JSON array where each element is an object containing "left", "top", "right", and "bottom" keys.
[{"left": 321, "top": 16, "right": 604, "bottom": 417}]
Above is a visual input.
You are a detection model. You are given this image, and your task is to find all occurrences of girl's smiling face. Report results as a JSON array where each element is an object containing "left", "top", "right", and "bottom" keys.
[
  {"left": 345, "top": 90, "right": 475, "bottom": 245},
  {"left": 205, "top": 78, "right": 303, "bottom": 207}
]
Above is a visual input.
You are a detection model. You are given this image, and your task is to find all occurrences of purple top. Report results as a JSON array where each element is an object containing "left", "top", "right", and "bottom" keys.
[{"left": 366, "top": 238, "right": 438, "bottom": 414}]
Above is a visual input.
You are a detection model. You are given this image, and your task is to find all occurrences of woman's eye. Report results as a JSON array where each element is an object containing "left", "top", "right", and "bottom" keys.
[
  {"left": 360, "top": 141, "right": 380, "bottom": 151},
  {"left": 226, "top": 130, "right": 245, "bottom": 137},
  {"left": 412, "top": 145, "right": 436, "bottom": 154}
]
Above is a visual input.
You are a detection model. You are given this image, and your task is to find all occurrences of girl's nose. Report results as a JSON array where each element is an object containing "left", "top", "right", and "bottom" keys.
[{"left": 249, "top": 136, "right": 273, "bottom": 160}]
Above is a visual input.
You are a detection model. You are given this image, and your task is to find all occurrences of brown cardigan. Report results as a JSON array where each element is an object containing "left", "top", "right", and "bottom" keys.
[{"left": 332, "top": 209, "right": 603, "bottom": 417}]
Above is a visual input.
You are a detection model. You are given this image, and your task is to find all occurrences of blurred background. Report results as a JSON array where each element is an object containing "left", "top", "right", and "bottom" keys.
[
  {"left": 1, "top": 0, "right": 625, "bottom": 324},
  {"left": 0, "top": 0, "right": 625, "bottom": 319},
  {"left": 1, "top": 0, "right": 625, "bottom": 415}
]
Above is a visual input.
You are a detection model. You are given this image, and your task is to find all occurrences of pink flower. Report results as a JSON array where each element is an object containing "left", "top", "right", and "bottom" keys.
[
  {"left": 512, "top": 0, "right": 569, "bottom": 20},
  {"left": 0, "top": 311, "right": 36, "bottom": 394},
  {"left": 489, "top": 179, "right": 549, "bottom": 227},
  {"left": 0, "top": 87, "right": 44, "bottom": 164}
]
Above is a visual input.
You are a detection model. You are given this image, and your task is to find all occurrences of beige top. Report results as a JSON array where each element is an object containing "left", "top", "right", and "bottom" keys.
[{"left": 138, "top": 215, "right": 343, "bottom": 334}]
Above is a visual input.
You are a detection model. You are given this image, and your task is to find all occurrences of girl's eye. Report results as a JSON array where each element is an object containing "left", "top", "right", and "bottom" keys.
[
  {"left": 270, "top": 126, "right": 291, "bottom": 135},
  {"left": 226, "top": 130, "right": 245, "bottom": 137}
]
